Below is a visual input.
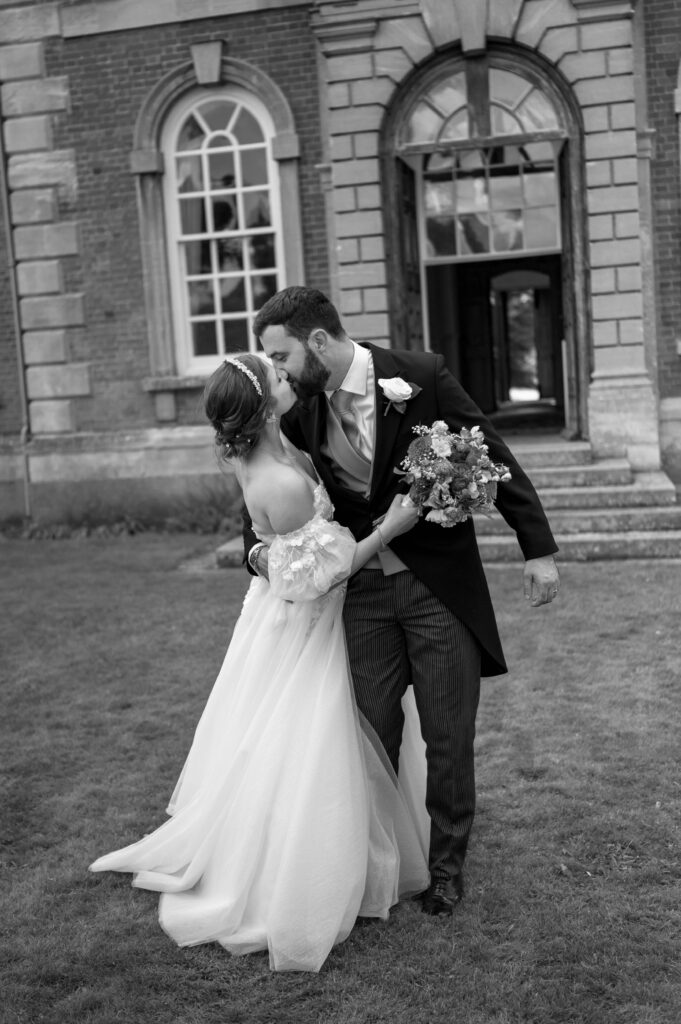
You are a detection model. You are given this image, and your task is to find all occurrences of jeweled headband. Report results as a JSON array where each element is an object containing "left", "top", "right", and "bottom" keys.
[{"left": 225, "top": 357, "right": 263, "bottom": 397}]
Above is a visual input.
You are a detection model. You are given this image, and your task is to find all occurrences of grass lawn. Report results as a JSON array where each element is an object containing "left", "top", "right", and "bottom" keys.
[{"left": 1, "top": 536, "right": 680, "bottom": 1024}]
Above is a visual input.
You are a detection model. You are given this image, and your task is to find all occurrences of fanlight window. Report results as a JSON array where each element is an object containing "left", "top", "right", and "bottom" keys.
[
  {"left": 402, "top": 67, "right": 562, "bottom": 146},
  {"left": 399, "top": 62, "right": 565, "bottom": 262},
  {"left": 164, "top": 92, "right": 282, "bottom": 372}
]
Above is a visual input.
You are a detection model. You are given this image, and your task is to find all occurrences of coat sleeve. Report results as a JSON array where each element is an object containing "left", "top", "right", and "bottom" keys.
[{"left": 433, "top": 355, "right": 559, "bottom": 561}]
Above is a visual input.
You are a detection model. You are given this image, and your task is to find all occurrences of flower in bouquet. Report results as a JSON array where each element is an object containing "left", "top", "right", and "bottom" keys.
[{"left": 396, "top": 421, "right": 511, "bottom": 527}]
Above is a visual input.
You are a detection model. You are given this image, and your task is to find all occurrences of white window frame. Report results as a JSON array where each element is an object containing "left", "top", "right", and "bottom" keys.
[{"left": 162, "top": 87, "right": 286, "bottom": 376}]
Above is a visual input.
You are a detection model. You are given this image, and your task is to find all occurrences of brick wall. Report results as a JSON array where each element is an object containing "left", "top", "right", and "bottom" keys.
[
  {"left": 644, "top": 0, "right": 681, "bottom": 399},
  {"left": 44, "top": 6, "right": 328, "bottom": 432},
  {"left": 0, "top": 193, "right": 22, "bottom": 435}
]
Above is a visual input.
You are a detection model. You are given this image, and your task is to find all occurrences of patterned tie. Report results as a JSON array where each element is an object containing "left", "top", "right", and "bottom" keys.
[{"left": 331, "top": 389, "right": 364, "bottom": 457}]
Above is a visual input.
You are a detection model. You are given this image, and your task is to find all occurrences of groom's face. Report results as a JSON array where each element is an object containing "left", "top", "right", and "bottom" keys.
[{"left": 259, "top": 324, "right": 331, "bottom": 400}]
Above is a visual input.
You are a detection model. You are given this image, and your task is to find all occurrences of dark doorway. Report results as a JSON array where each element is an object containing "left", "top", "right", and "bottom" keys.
[{"left": 426, "top": 255, "right": 565, "bottom": 431}]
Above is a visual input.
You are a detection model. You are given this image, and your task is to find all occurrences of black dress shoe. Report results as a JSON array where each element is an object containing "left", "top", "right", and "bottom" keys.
[{"left": 418, "top": 875, "right": 463, "bottom": 916}]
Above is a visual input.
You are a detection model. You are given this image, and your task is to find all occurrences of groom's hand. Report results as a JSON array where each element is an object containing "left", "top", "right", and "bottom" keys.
[
  {"left": 523, "top": 555, "right": 560, "bottom": 607},
  {"left": 248, "top": 542, "right": 270, "bottom": 580}
]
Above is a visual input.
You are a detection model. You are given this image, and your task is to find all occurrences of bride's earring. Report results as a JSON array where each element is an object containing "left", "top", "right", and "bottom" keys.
[{"left": 266, "top": 412, "right": 278, "bottom": 424}]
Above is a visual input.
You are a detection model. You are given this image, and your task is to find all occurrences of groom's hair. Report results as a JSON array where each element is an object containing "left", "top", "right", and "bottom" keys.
[{"left": 253, "top": 286, "right": 344, "bottom": 345}]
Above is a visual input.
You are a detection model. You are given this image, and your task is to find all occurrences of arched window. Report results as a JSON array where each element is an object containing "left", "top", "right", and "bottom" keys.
[
  {"left": 162, "top": 89, "right": 284, "bottom": 374},
  {"left": 397, "top": 61, "right": 566, "bottom": 263}
]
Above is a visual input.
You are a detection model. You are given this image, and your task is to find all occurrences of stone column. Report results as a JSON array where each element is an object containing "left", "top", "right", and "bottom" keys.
[{"left": 0, "top": 2, "right": 90, "bottom": 435}]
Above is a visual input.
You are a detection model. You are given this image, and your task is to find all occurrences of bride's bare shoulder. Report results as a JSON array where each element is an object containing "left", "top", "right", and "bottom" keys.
[{"left": 245, "top": 462, "right": 316, "bottom": 534}]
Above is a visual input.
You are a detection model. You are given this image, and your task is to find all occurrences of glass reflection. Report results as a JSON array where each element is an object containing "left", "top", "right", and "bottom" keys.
[
  {"left": 188, "top": 278, "right": 215, "bottom": 316},
  {"left": 488, "top": 170, "right": 522, "bottom": 210},
  {"left": 220, "top": 277, "right": 246, "bottom": 313},
  {"left": 426, "top": 217, "right": 456, "bottom": 257},
  {"left": 250, "top": 234, "right": 275, "bottom": 269},
  {"left": 218, "top": 238, "right": 244, "bottom": 272},
  {"left": 180, "top": 197, "right": 205, "bottom": 235},
  {"left": 490, "top": 211, "right": 523, "bottom": 252},
  {"left": 244, "top": 192, "right": 271, "bottom": 228},
  {"left": 439, "top": 108, "right": 469, "bottom": 142},
  {"left": 252, "top": 275, "right": 278, "bottom": 309},
  {"left": 233, "top": 109, "right": 263, "bottom": 145},
  {"left": 458, "top": 214, "right": 489, "bottom": 255},
  {"left": 197, "top": 100, "right": 234, "bottom": 133},
  {"left": 177, "top": 116, "right": 205, "bottom": 151},
  {"left": 241, "top": 149, "right": 268, "bottom": 188},
  {"left": 523, "top": 170, "right": 556, "bottom": 207},
  {"left": 212, "top": 196, "right": 238, "bottom": 232},
  {"left": 223, "top": 319, "right": 249, "bottom": 352},
  {"left": 183, "top": 239, "right": 211, "bottom": 276},
  {"left": 176, "top": 156, "right": 202, "bottom": 194},
  {"left": 209, "top": 151, "right": 235, "bottom": 190},
  {"left": 405, "top": 101, "right": 443, "bottom": 145},
  {"left": 192, "top": 319, "right": 218, "bottom": 356},
  {"left": 525, "top": 207, "right": 558, "bottom": 248}
]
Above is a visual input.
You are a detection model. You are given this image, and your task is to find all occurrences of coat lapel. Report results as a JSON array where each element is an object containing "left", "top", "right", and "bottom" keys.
[{"left": 367, "top": 345, "right": 405, "bottom": 502}]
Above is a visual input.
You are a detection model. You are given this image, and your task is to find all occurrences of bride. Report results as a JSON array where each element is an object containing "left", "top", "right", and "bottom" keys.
[{"left": 90, "top": 352, "right": 429, "bottom": 973}]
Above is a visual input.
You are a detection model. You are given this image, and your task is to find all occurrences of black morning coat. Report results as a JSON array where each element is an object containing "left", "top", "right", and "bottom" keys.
[{"left": 242, "top": 344, "right": 559, "bottom": 677}]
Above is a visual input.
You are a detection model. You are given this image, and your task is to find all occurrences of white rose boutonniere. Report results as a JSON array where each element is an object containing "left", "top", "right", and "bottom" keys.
[{"left": 378, "top": 377, "right": 422, "bottom": 416}]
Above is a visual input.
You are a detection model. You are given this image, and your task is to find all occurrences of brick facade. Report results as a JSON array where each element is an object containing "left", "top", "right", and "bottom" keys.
[
  {"left": 1, "top": 0, "right": 680, "bottom": 516},
  {"left": 644, "top": 0, "right": 681, "bottom": 400},
  {"left": 45, "top": 8, "right": 328, "bottom": 433}
]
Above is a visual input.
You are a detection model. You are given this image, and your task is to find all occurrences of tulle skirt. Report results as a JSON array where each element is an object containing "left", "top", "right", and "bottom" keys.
[{"left": 90, "top": 577, "right": 429, "bottom": 972}]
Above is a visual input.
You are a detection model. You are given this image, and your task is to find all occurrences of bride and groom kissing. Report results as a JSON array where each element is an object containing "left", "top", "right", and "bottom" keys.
[{"left": 90, "top": 286, "right": 559, "bottom": 972}]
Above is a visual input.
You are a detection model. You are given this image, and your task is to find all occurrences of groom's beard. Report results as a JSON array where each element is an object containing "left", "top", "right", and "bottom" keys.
[{"left": 289, "top": 344, "right": 331, "bottom": 400}]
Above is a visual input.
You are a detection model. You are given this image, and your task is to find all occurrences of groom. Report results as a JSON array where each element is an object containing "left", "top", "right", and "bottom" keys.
[{"left": 243, "top": 286, "right": 560, "bottom": 915}]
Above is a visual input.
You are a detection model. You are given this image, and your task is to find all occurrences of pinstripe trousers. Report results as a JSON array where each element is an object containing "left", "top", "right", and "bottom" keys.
[{"left": 343, "top": 568, "right": 481, "bottom": 881}]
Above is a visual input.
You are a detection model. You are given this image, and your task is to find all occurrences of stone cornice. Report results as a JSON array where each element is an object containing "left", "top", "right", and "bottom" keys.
[
  {"left": 61, "top": 0, "right": 309, "bottom": 39},
  {"left": 570, "top": 0, "right": 636, "bottom": 21}
]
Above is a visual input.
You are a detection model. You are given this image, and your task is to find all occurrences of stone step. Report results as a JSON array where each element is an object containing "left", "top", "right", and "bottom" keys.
[
  {"left": 537, "top": 471, "right": 677, "bottom": 508},
  {"left": 528, "top": 459, "right": 633, "bottom": 489},
  {"left": 475, "top": 504, "right": 681, "bottom": 535},
  {"left": 506, "top": 439, "right": 594, "bottom": 468},
  {"left": 479, "top": 530, "right": 681, "bottom": 562}
]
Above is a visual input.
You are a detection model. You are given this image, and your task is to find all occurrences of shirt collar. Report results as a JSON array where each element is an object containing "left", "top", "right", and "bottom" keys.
[{"left": 326, "top": 341, "right": 371, "bottom": 399}]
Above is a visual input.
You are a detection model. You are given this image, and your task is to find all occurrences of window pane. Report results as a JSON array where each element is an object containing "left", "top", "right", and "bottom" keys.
[
  {"left": 405, "top": 100, "right": 443, "bottom": 145},
  {"left": 524, "top": 169, "right": 557, "bottom": 207},
  {"left": 244, "top": 192, "right": 271, "bottom": 228},
  {"left": 252, "top": 275, "right": 278, "bottom": 309},
  {"left": 222, "top": 319, "right": 249, "bottom": 352},
  {"left": 455, "top": 175, "right": 487, "bottom": 215},
  {"left": 522, "top": 141, "right": 556, "bottom": 163},
  {"left": 212, "top": 196, "right": 238, "bottom": 232},
  {"left": 217, "top": 238, "right": 244, "bottom": 272},
  {"left": 488, "top": 169, "right": 522, "bottom": 210},
  {"left": 233, "top": 108, "right": 264, "bottom": 145},
  {"left": 198, "top": 100, "right": 235, "bottom": 132},
  {"left": 429, "top": 74, "right": 467, "bottom": 117},
  {"left": 177, "top": 115, "right": 205, "bottom": 151},
  {"left": 490, "top": 104, "right": 523, "bottom": 136},
  {"left": 250, "top": 234, "right": 276, "bottom": 269},
  {"left": 219, "top": 277, "right": 246, "bottom": 313},
  {"left": 183, "top": 239, "right": 211, "bottom": 275},
  {"left": 209, "top": 151, "right": 236, "bottom": 190},
  {"left": 458, "top": 215, "right": 489, "bottom": 254},
  {"left": 426, "top": 217, "right": 456, "bottom": 257},
  {"left": 516, "top": 89, "right": 560, "bottom": 133},
  {"left": 439, "top": 108, "right": 469, "bottom": 143},
  {"left": 188, "top": 279, "right": 214, "bottom": 315},
  {"left": 426, "top": 151, "right": 454, "bottom": 174},
  {"left": 207, "top": 132, "right": 232, "bottom": 150},
  {"left": 456, "top": 149, "right": 484, "bottom": 173},
  {"left": 525, "top": 207, "right": 558, "bottom": 248},
  {"left": 192, "top": 320, "right": 218, "bottom": 356},
  {"left": 424, "top": 179, "right": 455, "bottom": 217},
  {"left": 241, "top": 149, "right": 268, "bottom": 187},
  {"left": 490, "top": 211, "right": 523, "bottom": 252},
  {"left": 179, "top": 197, "right": 205, "bottom": 235},
  {"left": 491, "top": 68, "right": 531, "bottom": 105},
  {"left": 177, "top": 156, "right": 202, "bottom": 193}
]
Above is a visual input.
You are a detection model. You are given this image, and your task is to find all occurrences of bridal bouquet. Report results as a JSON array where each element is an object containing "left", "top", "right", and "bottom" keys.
[{"left": 396, "top": 421, "right": 512, "bottom": 527}]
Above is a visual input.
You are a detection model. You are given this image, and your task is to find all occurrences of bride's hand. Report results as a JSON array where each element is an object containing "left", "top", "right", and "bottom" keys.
[{"left": 379, "top": 494, "right": 420, "bottom": 542}]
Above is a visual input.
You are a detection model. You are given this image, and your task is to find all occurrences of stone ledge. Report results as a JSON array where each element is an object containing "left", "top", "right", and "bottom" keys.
[{"left": 62, "top": 0, "right": 310, "bottom": 38}]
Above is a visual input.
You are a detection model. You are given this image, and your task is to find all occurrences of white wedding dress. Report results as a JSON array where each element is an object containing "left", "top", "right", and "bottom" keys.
[{"left": 90, "top": 479, "right": 430, "bottom": 972}]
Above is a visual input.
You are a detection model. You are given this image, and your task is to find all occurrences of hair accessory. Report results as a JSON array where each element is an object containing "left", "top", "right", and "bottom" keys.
[{"left": 226, "top": 358, "right": 263, "bottom": 397}]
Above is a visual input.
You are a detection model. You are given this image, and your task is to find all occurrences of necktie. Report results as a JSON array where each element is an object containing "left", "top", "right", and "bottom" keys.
[{"left": 331, "top": 389, "right": 364, "bottom": 457}]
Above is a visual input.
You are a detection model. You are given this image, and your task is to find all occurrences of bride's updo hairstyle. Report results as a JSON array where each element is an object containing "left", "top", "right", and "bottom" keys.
[{"left": 204, "top": 353, "right": 271, "bottom": 460}]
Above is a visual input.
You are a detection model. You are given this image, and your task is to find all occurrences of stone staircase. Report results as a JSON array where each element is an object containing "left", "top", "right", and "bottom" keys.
[{"left": 477, "top": 436, "right": 681, "bottom": 561}]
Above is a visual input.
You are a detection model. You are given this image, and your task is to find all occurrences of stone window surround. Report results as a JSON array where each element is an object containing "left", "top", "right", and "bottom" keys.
[
  {"left": 380, "top": 42, "right": 590, "bottom": 439},
  {"left": 131, "top": 52, "right": 304, "bottom": 422}
]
